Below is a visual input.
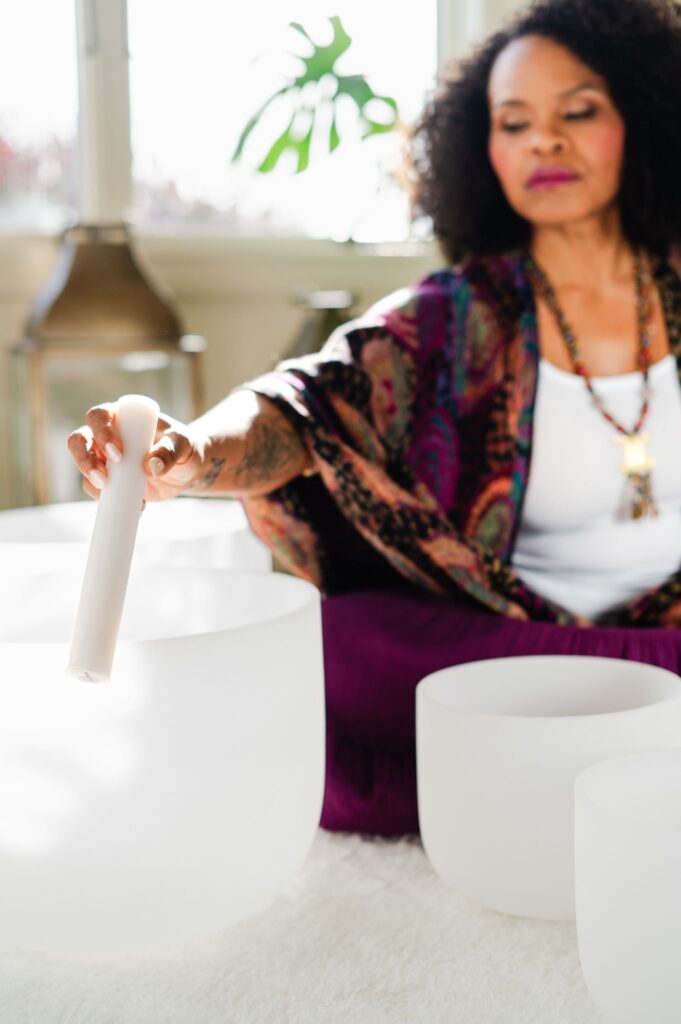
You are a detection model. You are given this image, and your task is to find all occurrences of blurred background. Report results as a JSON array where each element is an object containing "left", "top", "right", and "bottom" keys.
[{"left": 0, "top": 0, "right": 525, "bottom": 509}]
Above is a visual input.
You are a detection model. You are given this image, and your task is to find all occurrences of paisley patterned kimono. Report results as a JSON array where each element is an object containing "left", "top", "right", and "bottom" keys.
[{"left": 241, "top": 247, "right": 681, "bottom": 629}]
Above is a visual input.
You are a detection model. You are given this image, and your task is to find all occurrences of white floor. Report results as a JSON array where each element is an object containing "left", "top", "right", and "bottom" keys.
[{"left": 0, "top": 830, "right": 601, "bottom": 1024}]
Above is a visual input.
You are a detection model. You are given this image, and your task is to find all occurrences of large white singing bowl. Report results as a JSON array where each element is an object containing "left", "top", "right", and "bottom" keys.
[
  {"left": 575, "top": 750, "right": 681, "bottom": 1024},
  {"left": 0, "top": 498, "right": 271, "bottom": 574},
  {"left": 416, "top": 655, "right": 681, "bottom": 921},
  {"left": 0, "top": 569, "right": 324, "bottom": 955}
]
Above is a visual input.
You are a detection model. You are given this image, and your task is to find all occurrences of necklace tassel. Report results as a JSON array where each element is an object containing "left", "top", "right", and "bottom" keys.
[{"left": 628, "top": 471, "right": 659, "bottom": 519}]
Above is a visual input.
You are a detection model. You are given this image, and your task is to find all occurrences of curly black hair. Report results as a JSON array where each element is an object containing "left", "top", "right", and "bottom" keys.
[{"left": 409, "top": 0, "right": 681, "bottom": 264}]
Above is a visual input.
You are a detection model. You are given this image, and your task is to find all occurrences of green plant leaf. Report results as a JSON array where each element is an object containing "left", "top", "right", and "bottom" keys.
[
  {"left": 231, "top": 86, "right": 289, "bottom": 162},
  {"left": 335, "top": 74, "right": 375, "bottom": 110},
  {"left": 361, "top": 119, "right": 397, "bottom": 139},
  {"left": 292, "top": 16, "right": 352, "bottom": 86},
  {"left": 257, "top": 109, "right": 316, "bottom": 174},
  {"left": 257, "top": 112, "right": 298, "bottom": 173},
  {"left": 288, "top": 21, "right": 314, "bottom": 46},
  {"left": 337, "top": 76, "right": 398, "bottom": 122}
]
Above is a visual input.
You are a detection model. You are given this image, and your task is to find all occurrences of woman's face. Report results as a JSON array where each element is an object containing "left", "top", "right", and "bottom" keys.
[{"left": 487, "top": 35, "right": 626, "bottom": 230}]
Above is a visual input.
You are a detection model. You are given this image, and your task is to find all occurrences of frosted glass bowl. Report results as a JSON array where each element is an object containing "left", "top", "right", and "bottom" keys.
[
  {"left": 0, "top": 498, "right": 271, "bottom": 574},
  {"left": 416, "top": 655, "right": 681, "bottom": 920},
  {"left": 575, "top": 750, "right": 681, "bottom": 1024},
  {"left": 0, "top": 568, "right": 324, "bottom": 954}
]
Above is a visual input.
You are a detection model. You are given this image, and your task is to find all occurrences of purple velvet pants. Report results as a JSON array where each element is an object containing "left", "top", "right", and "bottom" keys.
[{"left": 319, "top": 587, "right": 681, "bottom": 837}]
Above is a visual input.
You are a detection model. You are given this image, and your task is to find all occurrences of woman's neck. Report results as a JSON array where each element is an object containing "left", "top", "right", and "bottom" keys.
[{"left": 529, "top": 211, "right": 635, "bottom": 291}]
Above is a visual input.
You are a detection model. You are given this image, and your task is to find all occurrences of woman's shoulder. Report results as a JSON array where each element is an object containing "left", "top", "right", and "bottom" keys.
[{"left": 350, "top": 249, "right": 527, "bottom": 352}]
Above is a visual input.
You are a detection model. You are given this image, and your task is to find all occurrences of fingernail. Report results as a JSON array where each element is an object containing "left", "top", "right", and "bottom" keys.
[
  {"left": 149, "top": 456, "right": 164, "bottom": 477},
  {"left": 90, "top": 469, "right": 107, "bottom": 490},
  {"left": 105, "top": 442, "right": 122, "bottom": 464}
]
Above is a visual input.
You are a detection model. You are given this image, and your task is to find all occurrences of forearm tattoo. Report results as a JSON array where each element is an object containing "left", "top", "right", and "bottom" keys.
[
  {"left": 233, "top": 416, "right": 302, "bottom": 488},
  {"left": 199, "top": 457, "right": 225, "bottom": 489}
]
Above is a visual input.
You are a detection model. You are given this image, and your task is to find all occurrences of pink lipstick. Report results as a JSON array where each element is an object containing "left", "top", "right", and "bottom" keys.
[{"left": 527, "top": 166, "right": 580, "bottom": 189}]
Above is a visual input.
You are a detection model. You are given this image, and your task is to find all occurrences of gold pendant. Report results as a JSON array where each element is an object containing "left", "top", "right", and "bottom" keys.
[
  {"left": 613, "top": 432, "right": 658, "bottom": 519},
  {"left": 627, "top": 473, "right": 658, "bottom": 519}
]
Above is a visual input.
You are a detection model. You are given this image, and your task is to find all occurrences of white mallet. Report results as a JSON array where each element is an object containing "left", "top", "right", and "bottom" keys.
[{"left": 68, "top": 394, "right": 160, "bottom": 682}]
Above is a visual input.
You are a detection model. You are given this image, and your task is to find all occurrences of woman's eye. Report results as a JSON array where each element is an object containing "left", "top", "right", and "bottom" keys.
[
  {"left": 501, "top": 122, "right": 528, "bottom": 133},
  {"left": 564, "top": 108, "right": 596, "bottom": 121}
]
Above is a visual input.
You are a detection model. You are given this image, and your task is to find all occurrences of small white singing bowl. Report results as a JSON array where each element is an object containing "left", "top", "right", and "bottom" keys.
[
  {"left": 0, "top": 497, "right": 271, "bottom": 574},
  {"left": 416, "top": 655, "right": 681, "bottom": 920},
  {"left": 0, "top": 569, "right": 324, "bottom": 955},
  {"left": 575, "top": 750, "right": 681, "bottom": 1024}
]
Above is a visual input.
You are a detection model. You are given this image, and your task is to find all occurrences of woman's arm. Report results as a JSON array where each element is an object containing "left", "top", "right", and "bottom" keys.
[{"left": 67, "top": 389, "right": 313, "bottom": 502}]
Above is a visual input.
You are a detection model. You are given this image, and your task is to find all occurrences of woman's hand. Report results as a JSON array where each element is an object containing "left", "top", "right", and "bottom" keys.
[
  {"left": 68, "top": 391, "right": 313, "bottom": 501},
  {"left": 67, "top": 402, "right": 203, "bottom": 502}
]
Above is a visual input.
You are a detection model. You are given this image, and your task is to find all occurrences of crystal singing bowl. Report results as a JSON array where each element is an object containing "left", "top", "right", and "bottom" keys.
[
  {"left": 0, "top": 498, "right": 271, "bottom": 574},
  {"left": 0, "top": 569, "right": 324, "bottom": 955},
  {"left": 416, "top": 655, "right": 681, "bottom": 920},
  {"left": 575, "top": 750, "right": 681, "bottom": 1024}
]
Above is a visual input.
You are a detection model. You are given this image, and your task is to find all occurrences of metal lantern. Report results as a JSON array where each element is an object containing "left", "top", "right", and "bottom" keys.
[
  {"left": 11, "top": 222, "right": 204, "bottom": 505},
  {"left": 285, "top": 288, "right": 357, "bottom": 359}
]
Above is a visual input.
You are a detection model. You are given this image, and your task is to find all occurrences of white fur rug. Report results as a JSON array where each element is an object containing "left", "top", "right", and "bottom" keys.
[{"left": 0, "top": 830, "right": 600, "bottom": 1024}]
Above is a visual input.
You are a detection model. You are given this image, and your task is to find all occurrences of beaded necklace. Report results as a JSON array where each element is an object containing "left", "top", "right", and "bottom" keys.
[{"left": 525, "top": 250, "right": 659, "bottom": 519}]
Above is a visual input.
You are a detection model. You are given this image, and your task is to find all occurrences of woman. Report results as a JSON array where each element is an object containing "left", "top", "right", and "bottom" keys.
[{"left": 69, "top": 0, "right": 681, "bottom": 835}]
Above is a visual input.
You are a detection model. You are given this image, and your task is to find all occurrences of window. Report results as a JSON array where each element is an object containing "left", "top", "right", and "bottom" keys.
[
  {"left": 127, "top": 1, "right": 438, "bottom": 242},
  {"left": 0, "top": 0, "right": 440, "bottom": 241},
  {"left": 0, "top": 0, "right": 78, "bottom": 230}
]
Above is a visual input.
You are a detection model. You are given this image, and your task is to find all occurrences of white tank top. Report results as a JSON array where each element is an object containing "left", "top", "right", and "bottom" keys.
[{"left": 510, "top": 353, "right": 681, "bottom": 620}]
